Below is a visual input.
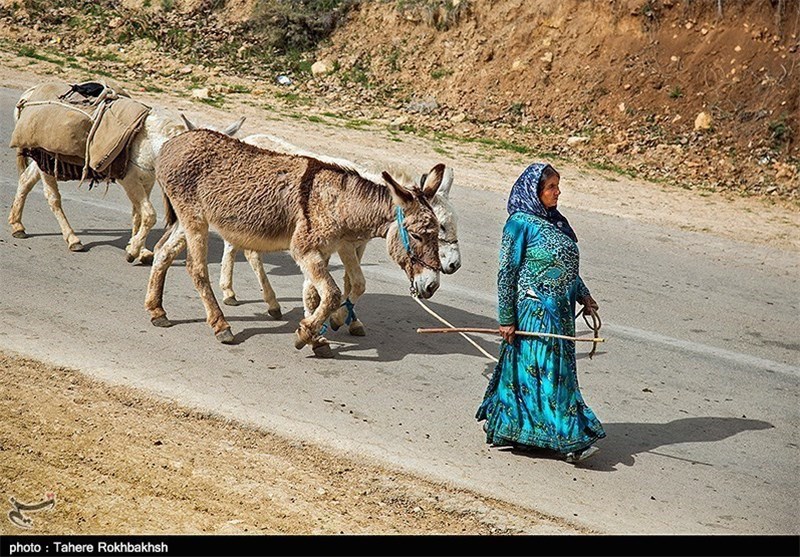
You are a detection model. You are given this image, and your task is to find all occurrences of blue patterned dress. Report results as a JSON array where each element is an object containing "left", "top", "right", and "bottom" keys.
[{"left": 476, "top": 211, "right": 606, "bottom": 453}]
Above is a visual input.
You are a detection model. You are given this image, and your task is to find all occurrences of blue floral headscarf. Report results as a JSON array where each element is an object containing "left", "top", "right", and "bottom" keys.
[{"left": 506, "top": 162, "right": 578, "bottom": 242}]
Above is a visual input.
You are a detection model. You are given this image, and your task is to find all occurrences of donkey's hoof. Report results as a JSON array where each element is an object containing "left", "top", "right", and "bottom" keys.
[
  {"left": 329, "top": 310, "right": 346, "bottom": 331},
  {"left": 312, "top": 340, "right": 334, "bottom": 359},
  {"left": 268, "top": 307, "right": 283, "bottom": 319},
  {"left": 151, "top": 316, "right": 172, "bottom": 328},
  {"left": 125, "top": 251, "right": 136, "bottom": 263},
  {"left": 216, "top": 328, "right": 236, "bottom": 344},
  {"left": 294, "top": 329, "right": 312, "bottom": 350},
  {"left": 69, "top": 242, "right": 85, "bottom": 252},
  {"left": 223, "top": 296, "right": 240, "bottom": 307},
  {"left": 11, "top": 230, "right": 29, "bottom": 239},
  {"left": 349, "top": 322, "right": 366, "bottom": 337}
]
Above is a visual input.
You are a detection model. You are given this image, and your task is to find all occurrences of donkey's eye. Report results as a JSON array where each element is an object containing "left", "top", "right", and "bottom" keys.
[{"left": 410, "top": 233, "right": 422, "bottom": 241}]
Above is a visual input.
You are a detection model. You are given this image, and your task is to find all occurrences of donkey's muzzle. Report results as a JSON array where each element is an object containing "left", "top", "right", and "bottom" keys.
[
  {"left": 442, "top": 260, "right": 461, "bottom": 274},
  {"left": 413, "top": 270, "right": 440, "bottom": 299},
  {"left": 421, "top": 281, "right": 439, "bottom": 298}
]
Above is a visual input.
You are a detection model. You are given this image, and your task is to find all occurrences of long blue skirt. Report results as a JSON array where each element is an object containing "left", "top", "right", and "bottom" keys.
[{"left": 476, "top": 297, "right": 606, "bottom": 454}]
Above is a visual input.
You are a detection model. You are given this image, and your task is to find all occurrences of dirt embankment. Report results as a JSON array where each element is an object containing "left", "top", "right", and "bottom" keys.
[
  {"left": 0, "top": 0, "right": 796, "bottom": 203},
  {"left": 312, "top": 0, "right": 798, "bottom": 198},
  {"left": 0, "top": 352, "right": 584, "bottom": 535}
]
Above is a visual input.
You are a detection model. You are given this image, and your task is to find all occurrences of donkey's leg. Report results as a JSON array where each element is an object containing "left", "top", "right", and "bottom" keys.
[
  {"left": 338, "top": 242, "right": 369, "bottom": 336},
  {"left": 244, "top": 249, "right": 282, "bottom": 319},
  {"left": 302, "top": 278, "right": 320, "bottom": 318},
  {"left": 145, "top": 222, "right": 186, "bottom": 328},
  {"left": 184, "top": 225, "right": 234, "bottom": 344},
  {"left": 130, "top": 205, "right": 142, "bottom": 246},
  {"left": 40, "top": 172, "right": 83, "bottom": 251},
  {"left": 153, "top": 221, "right": 176, "bottom": 254},
  {"left": 329, "top": 243, "right": 366, "bottom": 334},
  {"left": 118, "top": 174, "right": 156, "bottom": 264},
  {"left": 8, "top": 161, "right": 40, "bottom": 239},
  {"left": 220, "top": 241, "right": 240, "bottom": 306},
  {"left": 302, "top": 253, "right": 330, "bottom": 317},
  {"left": 294, "top": 251, "right": 340, "bottom": 358}
]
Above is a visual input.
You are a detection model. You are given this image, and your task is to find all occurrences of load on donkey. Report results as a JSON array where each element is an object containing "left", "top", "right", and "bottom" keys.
[
  {"left": 9, "top": 80, "right": 149, "bottom": 255},
  {"left": 7, "top": 79, "right": 245, "bottom": 263}
]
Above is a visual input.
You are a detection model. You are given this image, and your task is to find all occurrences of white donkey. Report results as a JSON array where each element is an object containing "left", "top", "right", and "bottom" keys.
[
  {"left": 218, "top": 133, "right": 461, "bottom": 336},
  {"left": 8, "top": 89, "right": 244, "bottom": 263}
]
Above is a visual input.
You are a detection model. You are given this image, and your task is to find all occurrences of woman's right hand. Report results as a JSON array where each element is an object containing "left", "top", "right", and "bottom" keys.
[{"left": 499, "top": 324, "right": 516, "bottom": 344}]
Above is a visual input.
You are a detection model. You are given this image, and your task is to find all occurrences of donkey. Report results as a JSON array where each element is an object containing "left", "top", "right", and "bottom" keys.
[
  {"left": 218, "top": 133, "right": 462, "bottom": 336},
  {"left": 8, "top": 87, "right": 244, "bottom": 263},
  {"left": 145, "top": 129, "right": 444, "bottom": 358}
]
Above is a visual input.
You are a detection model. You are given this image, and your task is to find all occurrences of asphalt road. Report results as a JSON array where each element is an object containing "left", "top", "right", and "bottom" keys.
[{"left": 1, "top": 87, "right": 798, "bottom": 534}]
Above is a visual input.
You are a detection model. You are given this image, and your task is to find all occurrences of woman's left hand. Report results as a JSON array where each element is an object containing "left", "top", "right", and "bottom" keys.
[{"left": 581, "top": 295, "right": 599, "bottom": 315}]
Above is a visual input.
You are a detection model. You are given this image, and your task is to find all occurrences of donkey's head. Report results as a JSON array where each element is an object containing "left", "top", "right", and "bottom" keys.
[
  {"left": 383, "top": 164, "right": 445, "bottom": 299},
  {"left": 419, "top": 166, "right": 460, "bottom": 275}
]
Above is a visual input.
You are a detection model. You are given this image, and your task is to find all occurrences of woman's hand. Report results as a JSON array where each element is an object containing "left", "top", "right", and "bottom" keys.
[
  {"left": 581, "top": 295, "right": 599, "bottom": 315},
  {"left": 499, "top": 324, "right": 516, "bottom": 344}
]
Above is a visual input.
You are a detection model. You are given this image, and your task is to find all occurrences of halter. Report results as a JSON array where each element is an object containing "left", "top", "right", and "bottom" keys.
[{"left": 395, "top": 206, "right": 440, "bottom": 296}]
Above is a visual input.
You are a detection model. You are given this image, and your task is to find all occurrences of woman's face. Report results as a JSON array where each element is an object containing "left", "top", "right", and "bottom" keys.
[{"left": 538, "top": 175, "right": 560, "bottom": 209}]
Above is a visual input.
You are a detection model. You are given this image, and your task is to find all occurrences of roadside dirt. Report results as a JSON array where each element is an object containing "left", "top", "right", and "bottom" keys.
[{"left": 0, "top": 351, "right": 585, "bottom": 535}]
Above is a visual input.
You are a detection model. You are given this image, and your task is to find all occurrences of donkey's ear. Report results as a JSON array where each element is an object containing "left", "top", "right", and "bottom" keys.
[
  {"left": 383, "top": 171, "right": 415, "bottom": 206},
  {"left": 438, "top": 166, "right": 454, "bottom": 197},
  {"left": 222, "top": 116, "right": 246, "bottom": 137},
  {"left": 180, "top": 113, "right": 197, "bottom": 131},
  {"left": 421, "top": 163, "right": 446, "bottom": 199}
]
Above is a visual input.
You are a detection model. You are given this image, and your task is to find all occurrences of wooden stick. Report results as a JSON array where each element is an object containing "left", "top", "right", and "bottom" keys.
[{"left": 416, "top": 327, "right": 605, "bottom": 343}]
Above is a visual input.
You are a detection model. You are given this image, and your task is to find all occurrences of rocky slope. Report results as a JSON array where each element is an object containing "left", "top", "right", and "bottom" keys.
[{"left": 0, "top": 0, "right": 797, "bottom": 200}]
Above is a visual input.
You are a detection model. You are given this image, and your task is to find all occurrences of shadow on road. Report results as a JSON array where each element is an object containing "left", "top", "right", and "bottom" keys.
[
  {"left": 11, "top": 225, "right": 605, "bottom": 368},
  {"left": 500, "top": 417, "right": 774, "bottom": 471},
  {"left": 77, "top": 228, "right": 135, "bottom": 252},
  {"left": 211, "top": 291, "right": 503, "bottom": 364},
  {"left": 39, "top": 226, "right": 311, "bottom": 278}
]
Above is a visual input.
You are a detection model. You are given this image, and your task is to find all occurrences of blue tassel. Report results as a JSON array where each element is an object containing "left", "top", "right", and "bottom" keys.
[{"left": 395, "top": 206, "right": 412, "bottom": 253}]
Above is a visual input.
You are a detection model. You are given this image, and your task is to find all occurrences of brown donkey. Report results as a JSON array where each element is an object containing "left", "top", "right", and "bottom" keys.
[{"left": 145, "top": 129, "right": 444, "bottom": 358}]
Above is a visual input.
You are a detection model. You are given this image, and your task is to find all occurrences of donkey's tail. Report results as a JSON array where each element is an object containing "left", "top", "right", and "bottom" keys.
[
  {"left": 16, "top": 149, "right": 30, "bottom": 177},
  {"left": 153, "top": 189, "right": 179, "bottom": 253},
  {"left": 162, "top": 189, "right": 177, "bottom": 228}
]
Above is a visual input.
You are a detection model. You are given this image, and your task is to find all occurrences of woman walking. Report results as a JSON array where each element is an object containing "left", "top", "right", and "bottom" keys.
[{"left": 476, "top": 163, "right": 606, "bottom": 463}]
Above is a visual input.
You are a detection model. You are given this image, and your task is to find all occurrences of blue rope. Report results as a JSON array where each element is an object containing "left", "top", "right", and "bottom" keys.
[
  {"left": 395, "top": 206, "right": 412, "bottom": 253},
  {"left": 342, "top": 298, "right": 357, "bottom": 325},
  {"left": 319, "top": 322, "right": 328, "bottom": 336}
]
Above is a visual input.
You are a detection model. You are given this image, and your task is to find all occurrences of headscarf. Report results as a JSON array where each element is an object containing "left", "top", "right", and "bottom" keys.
[{"left": 506, "top": 162, "right": 578, "bottom": 242}]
